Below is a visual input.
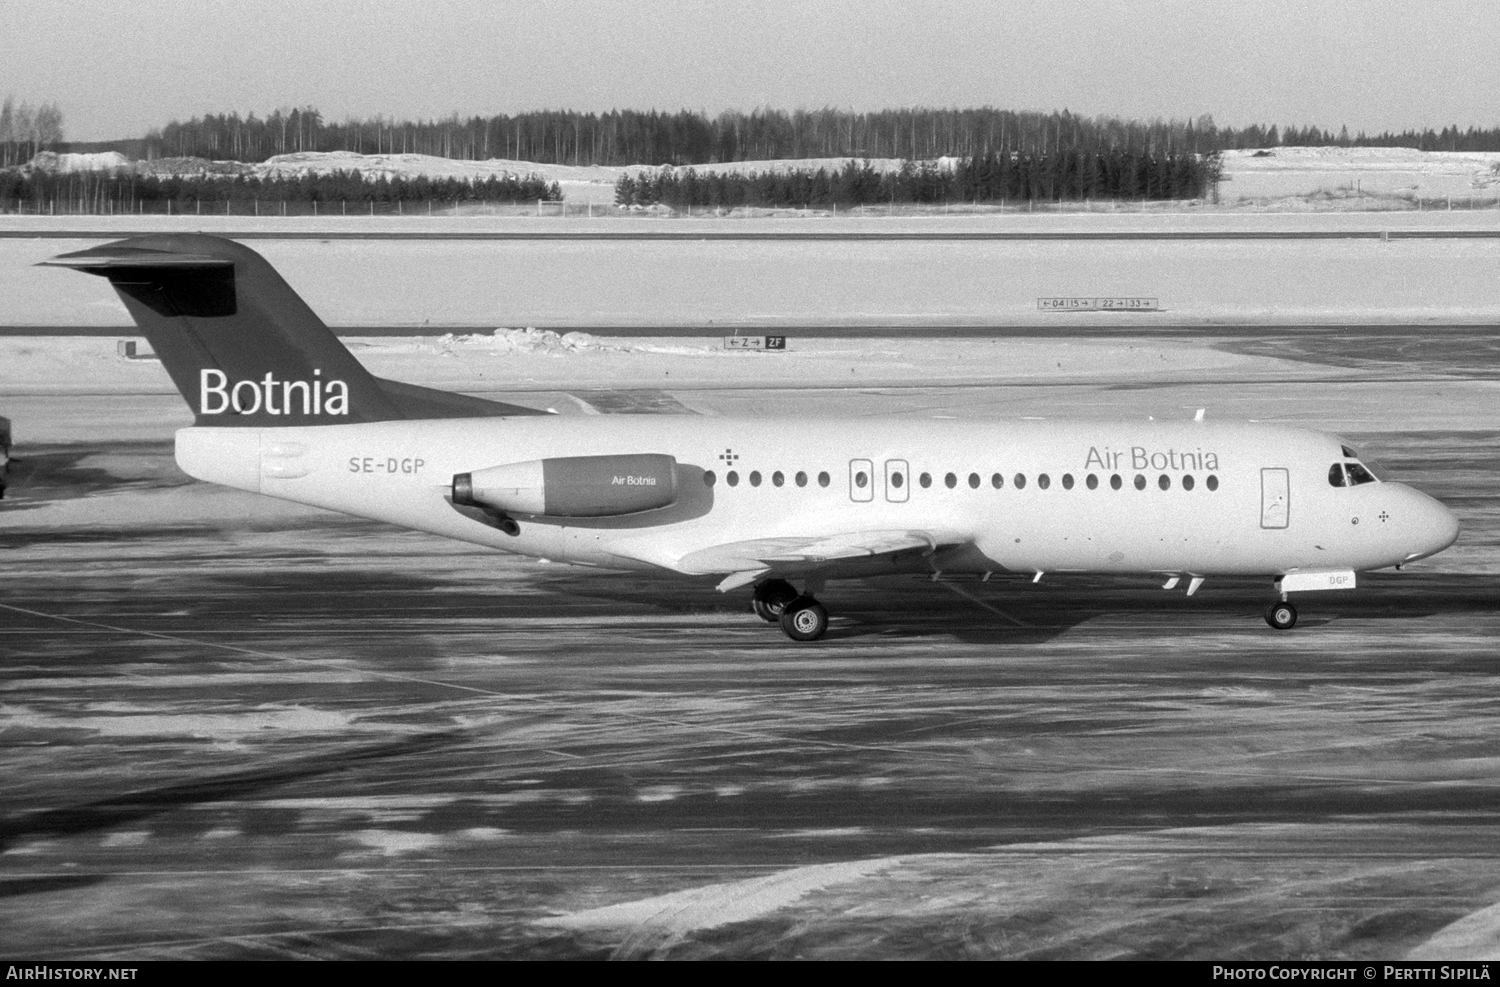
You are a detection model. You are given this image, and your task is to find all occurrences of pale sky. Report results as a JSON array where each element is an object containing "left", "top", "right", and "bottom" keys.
[{"left": 3, "top": 0, "right": 1497, "bottom": 142}]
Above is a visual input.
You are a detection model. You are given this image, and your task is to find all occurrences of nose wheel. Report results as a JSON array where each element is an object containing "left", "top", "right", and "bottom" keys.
[{"left": 1264, "top": 600, "right": 1298, "bottom": 630}]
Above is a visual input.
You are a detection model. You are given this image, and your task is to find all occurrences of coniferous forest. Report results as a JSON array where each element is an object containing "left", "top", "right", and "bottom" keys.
[
  {"left": 614, "top": 151, "right": 1213, "bottom": 209},
  {"left": 132, "top": 106, "right": 1500, "bottom": 166},
  {"left": 0, "top": 169, "right": 560, "bottom": 214}
]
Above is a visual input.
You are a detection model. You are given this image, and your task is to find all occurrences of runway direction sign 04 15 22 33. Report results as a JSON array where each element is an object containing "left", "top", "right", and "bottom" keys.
[{"left": 1038, "top": 297, "right": 1160, "bottom": 312}]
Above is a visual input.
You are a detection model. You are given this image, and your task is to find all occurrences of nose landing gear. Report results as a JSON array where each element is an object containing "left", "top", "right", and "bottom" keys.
[{"left": 1264, "top": 600, "right": 1298, "bottom": 630}]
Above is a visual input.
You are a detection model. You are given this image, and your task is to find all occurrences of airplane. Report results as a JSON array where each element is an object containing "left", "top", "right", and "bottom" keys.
[{"left": 42, "top": 233, "right": 1460, "bottom": 641}]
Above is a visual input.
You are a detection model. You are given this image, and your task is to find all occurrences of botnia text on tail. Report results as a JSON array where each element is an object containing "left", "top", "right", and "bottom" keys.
[{"left": 42, "top": 233, "right": 544, "bottom": 424}]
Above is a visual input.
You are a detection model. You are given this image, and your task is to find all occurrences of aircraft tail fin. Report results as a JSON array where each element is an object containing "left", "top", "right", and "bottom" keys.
[{"left": 43, "top": 233, "right": 544, "bottom": 425}]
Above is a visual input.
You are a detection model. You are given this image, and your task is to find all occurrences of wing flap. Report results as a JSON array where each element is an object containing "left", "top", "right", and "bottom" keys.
[{"left": 676, "top": 529, "right": 944, "bottom": 575}]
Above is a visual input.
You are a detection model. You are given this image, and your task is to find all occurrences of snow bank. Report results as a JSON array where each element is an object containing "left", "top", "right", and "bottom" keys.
[
  {"left": 133, "top": 157, "right": 254, "bottom": 177},
  {"left": 426, "top": 327, "right": 622, "bottom": 354},
  {"left": 254, "top": 150, "right": 566, "bottom": 182},
  {"left": 369, "top": 328, "right": 727, "bottom": 359},
  {"left": 643, "top": 157, "right": 920, "bottom": 177},
  {"left": 26, "top": 151, "right": 132, "bottom": 173}
]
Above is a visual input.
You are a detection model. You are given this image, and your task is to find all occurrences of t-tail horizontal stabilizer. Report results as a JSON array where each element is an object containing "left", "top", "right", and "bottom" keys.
[{"left": 43, "top": 234, "right": 547, "bottom": 425}]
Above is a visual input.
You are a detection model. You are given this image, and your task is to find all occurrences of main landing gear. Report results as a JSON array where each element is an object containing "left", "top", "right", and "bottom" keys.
[
  {"left": 751, "top": 579, "right": 798, "bottom": 623},
  {"left": 752, "top": 579, "right": 830, "bottom": 642}
]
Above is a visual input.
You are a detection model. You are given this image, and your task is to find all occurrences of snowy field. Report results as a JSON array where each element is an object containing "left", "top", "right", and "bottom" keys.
[
  {"left": 1219, "top": 147, "right": 1500, "bottom": 206},
  {"left": 4, "top": 224, "right": 1499, "bottom": 329}
]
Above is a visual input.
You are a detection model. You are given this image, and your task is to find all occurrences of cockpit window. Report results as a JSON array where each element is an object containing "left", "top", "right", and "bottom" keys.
[
  {"left": 1346, "top": 463, "right": 1378, "bottom": 486},
  {"left": 1328, "top": 463, "right": 1347, "bottom": 487}
]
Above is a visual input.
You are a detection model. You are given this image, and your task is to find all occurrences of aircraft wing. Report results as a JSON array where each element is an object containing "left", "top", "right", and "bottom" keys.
[
  {"left": 41, "top": 249, "right": 233, "bottom": 270},
  {"left": 673, "top": 529, "right": 954, "bottom": 590}
]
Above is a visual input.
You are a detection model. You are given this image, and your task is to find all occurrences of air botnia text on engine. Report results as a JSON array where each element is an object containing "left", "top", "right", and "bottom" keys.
[{"left": 452, "top": 454, "right": 678, "bottom": 518}]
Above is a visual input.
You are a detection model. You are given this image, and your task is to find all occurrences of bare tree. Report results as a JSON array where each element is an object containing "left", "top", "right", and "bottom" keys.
[
  {"left": 17, "top": 102, "right": 34, "bottom": 150},
  {"left": 35, "top": 102, "right": 64, "bottom": 147},
  {"left": 0, "top": 98, "right": 12, "bottom": 166}
]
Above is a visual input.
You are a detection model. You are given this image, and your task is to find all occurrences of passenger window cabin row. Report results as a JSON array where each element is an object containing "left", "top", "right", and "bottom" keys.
[
  {"left": 703, "top": 468, "right": 1221, "bottom": 492},
  {"left": 703, "top": 469, "right": 831, "bottom": 488},
  {"left": 912, "top": 471, "right": 1220, "bottom": 492}
]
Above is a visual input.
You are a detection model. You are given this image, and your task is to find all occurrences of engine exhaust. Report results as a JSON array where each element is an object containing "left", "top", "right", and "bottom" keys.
[
  {"left": 451, "top": 472, "right": 520, "bottom": 535},
  {"left": 452, "top": 471, "right": 476, "bottom": 507}
]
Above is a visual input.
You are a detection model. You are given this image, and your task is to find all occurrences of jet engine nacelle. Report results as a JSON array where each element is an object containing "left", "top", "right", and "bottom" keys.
[{"left": 452, "top": 453, "right": 678, "bottom": 518}]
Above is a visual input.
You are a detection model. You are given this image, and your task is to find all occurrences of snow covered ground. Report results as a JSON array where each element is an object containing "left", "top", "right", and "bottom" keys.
[
  {"left": 0, "top": 330, "right": 1270, "bottom": 400},
  {"left": 27, "top": 151, "right": 133, "bottom": 173},
  {"left": 1219, "top": 147, "right": 1500, "bottom": 205},
  {"left": 5, "top": 226, "right": 1498, "bottom": 329}
]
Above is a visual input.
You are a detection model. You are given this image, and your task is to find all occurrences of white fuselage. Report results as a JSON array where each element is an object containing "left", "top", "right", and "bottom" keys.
[{"left": 175, "top": 416, "right": 1459, "bottom": 583}]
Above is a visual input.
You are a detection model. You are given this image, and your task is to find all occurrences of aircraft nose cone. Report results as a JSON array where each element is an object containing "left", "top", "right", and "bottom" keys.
[
  {"left": 1404, "top": 488, "right": 1460, "bottom": 562},
  {"left": 1429, "top": 501, "right": 1461, "bottom": 554}
]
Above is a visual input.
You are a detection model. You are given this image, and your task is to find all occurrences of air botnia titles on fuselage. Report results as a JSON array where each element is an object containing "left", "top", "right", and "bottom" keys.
[
  {"left": 42, "top": 232, "right": 1462, "bottom": 642},
  {"left": 1086, "top": 444, "right": 1220, "bottom": 472}
]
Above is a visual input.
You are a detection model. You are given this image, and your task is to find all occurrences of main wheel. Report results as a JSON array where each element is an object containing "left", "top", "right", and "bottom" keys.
[
  {"left": 1265, "top": 600, "right": 1298, "bottom": 630},
  {"left": 780, "top": 597, "right": 829, "bottom": 642},
  {"left": 753, "top": 579, "right": 799, "bottom": 622}
]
